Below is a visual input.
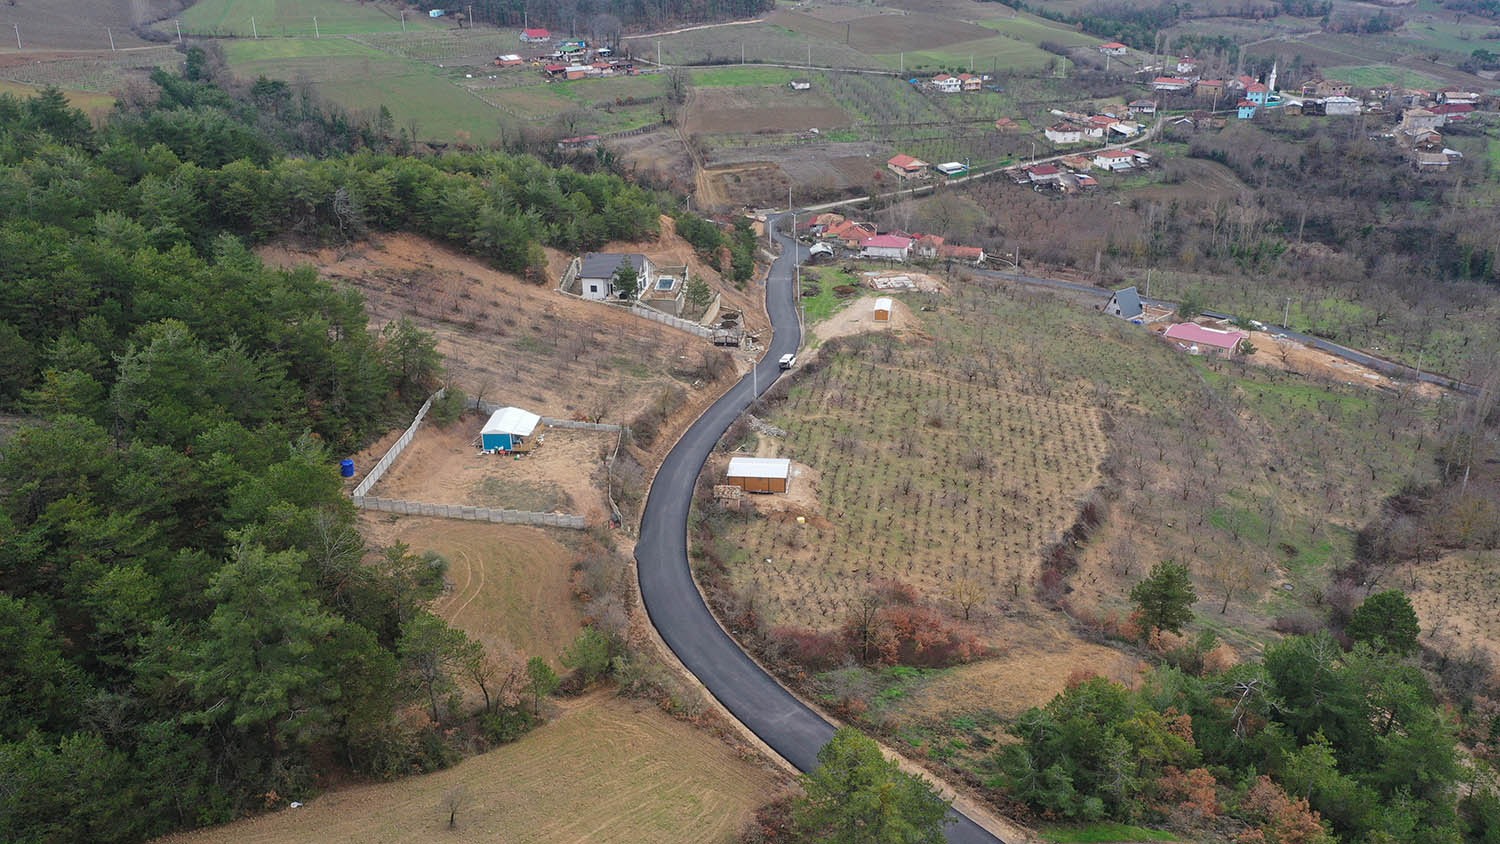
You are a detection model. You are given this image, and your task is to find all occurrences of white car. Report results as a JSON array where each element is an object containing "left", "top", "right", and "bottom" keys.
[{"left": 778, "top": 353, "right": 797, "bottom": 370}]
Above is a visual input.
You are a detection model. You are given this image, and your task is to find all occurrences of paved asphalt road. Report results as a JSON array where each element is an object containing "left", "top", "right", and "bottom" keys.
[
  {"left": 635, "top": 214, "right": 1005, "bottom": 843},
  {"left": 975, "top": 268, "right": 1474, "bottom": 393}
]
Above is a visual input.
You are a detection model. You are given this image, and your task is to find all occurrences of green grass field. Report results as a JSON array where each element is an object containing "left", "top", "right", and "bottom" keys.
[
  {"left": 979, "top": 14, "right": 1101, "bottom": 48},
  {"left": 179, "top": 0, "right": 442, "bottom": 37},
  {"left": 690, "top": 66, "right": 808, "bottom": 87},
  {"left": 1323, "top": 64, "right": 1442, "bottom": 88},
  {"left": 893, "top": 35, "right": 1063, "bottom": 74},
  {"left": 223, "top": 39, "right": 502, "bottom": 143}
]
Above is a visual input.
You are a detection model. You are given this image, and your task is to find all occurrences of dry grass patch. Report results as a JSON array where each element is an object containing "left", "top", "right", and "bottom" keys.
[
  {"left": 683, "top": 85, "right": 853, "bottom": 134},
  {"left": 161, "top": 692, "right": 779, "bottom": 844},
  {"left": 1408, "top": 550, "right": 1500, "bottom": 664}
]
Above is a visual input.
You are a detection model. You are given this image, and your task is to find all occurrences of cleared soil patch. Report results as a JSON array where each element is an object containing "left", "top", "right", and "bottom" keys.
[
  {"left": 684, "top": 84, "right": 853, "bottom": 134},
  {"left": 1407, "top": 550, "right": 1500, "bottom": 665},
  {"left": 256, "top": 229, "right": 733, "bottom": 425},
  {"left": 771, "top": 8, "right": 994, "bottom": 52},
  {"left": 813, "top": 295, "right": 918, "bottom": 342},
  {"left": 372, "top": 415, "right": 614, "bottom": 523},
  {"left": 162, "top": 692, "right": 779, "bottom": 844},
  {"left": 358, "top": 515, "right": 582, "bottom": 663},
  {"left": 0, "top": 0, "right": 173, "bottom": 49}
]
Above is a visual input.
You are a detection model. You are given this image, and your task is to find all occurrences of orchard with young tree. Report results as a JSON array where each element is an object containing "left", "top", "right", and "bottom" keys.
[{"left": 1130, "top": 561, "right": 1197, "bottom": 635}]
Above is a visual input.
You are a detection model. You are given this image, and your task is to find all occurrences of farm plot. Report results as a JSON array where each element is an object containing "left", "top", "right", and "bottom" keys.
[
  {"left": 163, "top": 692, "right": 779, "bottom": 844},
  {"left": 1323, "top": 64, "right": 1444, "bottom": 89},
  {"left": 726, "top": 316, "right": 1109, "bottom": 630},
  {"left": 356, "top": 516, "right": 583, "bottom": 663},
  {"left": 1408, "top": 550, "right": 1500, "bottom": 664},
  {"left": 0, "top": 0, "right": 172, "bottom": 50},
  {"left": 770, "top": 8, "right": 996, "bottom": 53},
  {"left": 174, "top": 0, "right": 440, "bottom": 37},
  {"left": 898, "top": 33, "right": 1062, "bottom": 74},
  {"left": 684, "top": 85, "right": 854, "bottom": 134},
  {"left": 359, "top": 29, "right": 524, "bottom": 62},
  {"left": 623, "top": 22, "right": 885, "bottom": 69},
  {"left": 222, "top": 39, "right": 502, "bottom": 143},
  {"left": 0, "top": 46, "right": 178, "bottom": 92},
  {"left": 0, "top": 80, "right": 114, "bottom": 117}
]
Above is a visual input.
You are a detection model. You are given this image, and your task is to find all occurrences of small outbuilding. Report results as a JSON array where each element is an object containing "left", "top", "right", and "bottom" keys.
[
  {"left": 1163, "top": 323, "right": 1247, "bottom": 358},
  {"left": 726, "top": 457, "right": 791, "bottom": 494},
  {"left": 1105, "top": 286, "right": 1143, "bottom": 319},
  {"left": 480, "top": 406, "right": 542, "bottom": 452},
  {"left": 874, "top": 297, "right": 893, "bottom": 321}
]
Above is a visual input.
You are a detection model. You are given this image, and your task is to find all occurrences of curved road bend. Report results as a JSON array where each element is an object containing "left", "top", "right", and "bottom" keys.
[{"left": 635, "top": 214, "right": 1006, "bottom": 844}]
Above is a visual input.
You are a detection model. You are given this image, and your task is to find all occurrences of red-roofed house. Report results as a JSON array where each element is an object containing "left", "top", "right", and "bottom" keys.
[
  {"left": 860, "top": 234, "right": 913, "bottom": 261},
  {"left": 544, "top": 63, "right": 567, "bottom": 75},
  {"left": 1430, "top": 103, "right": 1475, "bottom": 121},
  {"left": 939, "top": 244, "right": 986, "bottom": 263},
  {"left": 520, "top": 28, "right": 552, "bottom": 43},
  {"left": 824, "top": 219, "right": 877, "bottom": 247},
  {"left": 1163, "top": 323, "right": 1248, "bottom": 357},
  {"left": 1092, "top": 149, "right": 1135, "bottom": 171},
  {"left": 1100, "top": 42, "right": 1128, "bottom": 55},
  {"left": 1027, "top": 164, "right": 1062, "bottom": 184},
  {"left": 913, "top": 233, "right": 945, "bottom": 258},
  {"left": 958, "top": 72, "right": 982, "bottom": 92},
  {"left": 888, "top": 154, "right": 929, "bottom": 178},
  {"left": 931, "top": 73, "right": 962, "bottom": 94}
]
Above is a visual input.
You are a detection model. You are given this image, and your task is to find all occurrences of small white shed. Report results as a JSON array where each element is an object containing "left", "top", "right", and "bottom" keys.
[
  {"left": 873, "top": 297, "right": 893, "bottom": 322},
  {"left": 726, "top": 457, "right": 791, "bottom": 493}
]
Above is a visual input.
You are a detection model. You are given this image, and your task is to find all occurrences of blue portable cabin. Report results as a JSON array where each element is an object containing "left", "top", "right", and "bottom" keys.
[{"left": 480, "top": 406, "right": 542, "bottom": 452}]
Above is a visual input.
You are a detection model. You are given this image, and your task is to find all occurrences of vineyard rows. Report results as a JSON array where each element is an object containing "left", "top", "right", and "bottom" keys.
[{"left": 0, "top": 47, "right": 178, "bottom": 92}]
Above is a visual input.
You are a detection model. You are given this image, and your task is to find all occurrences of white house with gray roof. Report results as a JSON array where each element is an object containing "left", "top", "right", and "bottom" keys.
[
  {"left": 578, "top": 252, "right": 656, "bottom": 300},
  {"left": 1105, "top": 286, "right": 1143, "bottom": 319}
]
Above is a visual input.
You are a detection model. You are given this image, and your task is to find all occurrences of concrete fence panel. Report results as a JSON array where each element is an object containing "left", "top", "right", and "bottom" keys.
[{"left": 351, "top": 495, "right": 587, "bottom": 529}]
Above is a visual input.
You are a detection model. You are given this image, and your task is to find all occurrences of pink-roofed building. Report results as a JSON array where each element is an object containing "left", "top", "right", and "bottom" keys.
[
  {"left": 888, "top": 153, "right": 929, "bottom": 178},
  {"left": 913, "top": 233, "right": 946, "bottom": 258},
  {"left": 939, "top": 244, "right": 986, "bottom": 263},
  {"left": 1100, "top": 42, "right": 1128, "bottom": 55},
  {"left": 1163, "top": 323, "right": 1248, "bottom": 358},
  {"left": 860, "top": 234, "right": 913, "bottom": 261},
  {"left": 1028, "top": 164, "right": 1062, "bottom": 184},
  {"left": 520, "top": 28, "right": 552, "bottom": 43}
]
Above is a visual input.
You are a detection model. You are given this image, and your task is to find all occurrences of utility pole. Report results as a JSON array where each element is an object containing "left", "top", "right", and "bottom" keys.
[
  {"left": 175, "top": 19, "right": 182, "bottom": 43},
  {"left": 1282, "top": 297, "right": 1291, "bottom": 329},
  {"left": 251, "top": 17, "right": 257, "bottom": 38},
  {"left": 806, "top": 42, "right": 810, "bottom": 67},
  {"left": 13, "top": 24, "right": 20, "bottom": 50},
  {"left": 742, "top": 42, "right": 745, "bottom": 64},
  {"left": 401, "top": 10, "right": 406, "bottom": 33},
  {"left": 657, "top": 40, "right": 661, "bottom": 66},
  {"left": 900, "top": 52, "right": 903, "bottom": 74},
  {"left": 469, "top": 5, "right": 474, "bottom": 27},
  {"left": 107, "top": 28, "right": 115, "bottom": 51},
  {"left": 1146, "top": 268, "right": 1152, "bottom": 298},
  {"left": 313, "top": 16, "right": 319, "bottom": 38}
]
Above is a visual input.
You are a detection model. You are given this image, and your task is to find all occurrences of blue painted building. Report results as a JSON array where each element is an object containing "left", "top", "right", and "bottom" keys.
[{"left": 1236, "top": 99, "right": 1258, "bottom": 119}]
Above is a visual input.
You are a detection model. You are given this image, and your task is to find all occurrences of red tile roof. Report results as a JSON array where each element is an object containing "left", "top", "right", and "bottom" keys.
[
  {"left": 939, "top": 245, "right": 984, "bottom": 259},
  {"left": 523, "top": 28, "right": 550, "bottom": 37},
  {"left": 888, "top": 154, "right": 925, "bottom": 169},
  {"left": 1164, "top": 323, "right": 1247, "bottom": 350},
  {"left": 1096, "top": 150, "right": 1132, "bottom": 158},
  {"left": 861, "top": 235, "right": 912, "bottom": 249},
  {"left": 1246, "top": 82, "right": 1268, "bottom": 93},
  {"left": 1029, "top": 164, "right": 1060, "bottom": 176},
  {"left": 1101, "top": 42, "right": 1126, "bottom": 49}
]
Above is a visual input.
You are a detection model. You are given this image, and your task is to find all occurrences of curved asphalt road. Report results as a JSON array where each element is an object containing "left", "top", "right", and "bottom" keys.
[{"left": 635, "top": 214, "right": 1005, "bottom": 843}]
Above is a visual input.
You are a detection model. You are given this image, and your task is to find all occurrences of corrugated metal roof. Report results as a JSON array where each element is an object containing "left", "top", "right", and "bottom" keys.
[
  {"left": 1164, "top": 323, "right": 1246, "bottom": 350},
  {"left": 874, "top": 297, "right": 893, "bottom": 310},
  {"left": 579, "top": 252, "right": 647, "bottom": 280},
  {"left": 483, "top": 407, "right": 541, "bottom": 436},
  {"left": 727, "top": 457, "right": 790, "bottom": 479}
]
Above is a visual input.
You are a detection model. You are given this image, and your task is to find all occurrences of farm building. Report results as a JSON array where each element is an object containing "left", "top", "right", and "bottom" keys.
[
  {"left": 887, "top": 154, "right": 929, "bottom": 179},
  {"left": 789, "top": 79, "right": 812, "bottom": 91},
  {"left": 578, "top": 252, "right": 655, "bottom": 300},
  {"left": 481, "top": 407, "right": 542, "bottom": 452},
  {"left": 860, "top": 235, "right": 912, "bottom": 261},
  {"left": 993, "top": 117, "right": 1020, "bottom": 132},
  {"left": 913, "top": 233, "right": 944, "bottom": 258},
  {"left": 874, "top": 297, "right": 893, "bottom": 321},
  {"left": 1429, "top": 103, "right": 1475, "bottom": 122},
  {"left": 520, "top": 28, "right": 551, "bottom": 43},
  {"left": 726, "top": 457, "right": 791, "bottom": 494},
  {"left": 1163, "top": 323, "right": 1247, "bottom": 358},
  {"left": 1093, "top": 150, "right": 1135, "bottom": 171},
  {"left": 1415, "top": 152, "right": 1451, "bottom": 170},
  {"left": 934, "top": 161, "right": 968, "bottom": 177},
  {"left": 1128, "top": 99, "right": 1157, "bottom": 116},
  {"left": 1099, "top": 42, "right": 1128, "bottom": 55},
  {"left": 557, "top": 134, "right": 600, "bottom": 150},
  {"left": 494, "top": 54, "right": 524, "bottom": 66},
  {"left": 1322, "top": 95, "right": 1359, "bottom": 116},
  {"left": 1027, "top": 164, "right": 1063, "bottom": 184},
  {"left": 1045, "top": 122, "right": 1085, "bottom": 144},
  {"left": 931, "top": 73, "right": 962, "bottom": 93},
  {"left": 1153, "top": 77, "right": 1192, "bottom": 92},
  {"left": 939, "top": 244, "right": 985, "bottom": 263},
  {"left": 1438, "top": 87, "right": 1479, "bottom": 104},
  {"left": 1196, "top": 80, "right": 1224, "bottom": 98},
  {"left": 1105, "top": 286, "right": 1143, "bottom": 319},
  {"left": 1401, "top": 107, "right": 1444, "bottom": 132}
]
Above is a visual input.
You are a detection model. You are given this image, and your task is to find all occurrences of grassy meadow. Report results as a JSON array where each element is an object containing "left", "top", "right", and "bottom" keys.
[{"left": 177, "top": 0, "right": 443, "bottom": 37}]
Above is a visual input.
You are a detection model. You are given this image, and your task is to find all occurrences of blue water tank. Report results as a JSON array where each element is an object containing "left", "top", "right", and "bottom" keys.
[{"left": 340, "top": 459, "right": 355, "bottom": 478}]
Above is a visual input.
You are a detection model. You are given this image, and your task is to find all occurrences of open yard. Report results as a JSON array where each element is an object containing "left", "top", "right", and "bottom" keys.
[
  {"left": 370, "top": 417, "right": 616, "bottom": 524},
  {"left": 175, "top": 0, "right": 442, "bottom": 37},
  {"left": 161, "top": 692, "right": 781, "bottom": 844}
]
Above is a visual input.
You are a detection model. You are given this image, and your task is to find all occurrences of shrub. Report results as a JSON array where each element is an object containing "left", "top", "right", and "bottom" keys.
[
  {"left": 769, "top": 626, "right": 847, "bottom": 671},
  {"left": 479, "top": 708, "right": 535, "bottom": 744},
  {"left": 428, "top": 387, "right": 467, "bottom": 425}
]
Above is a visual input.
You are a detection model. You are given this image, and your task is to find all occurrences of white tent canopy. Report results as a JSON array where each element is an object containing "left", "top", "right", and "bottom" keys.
[{"left": 482, "top": 406, "right": 541, "bottom": 437}]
